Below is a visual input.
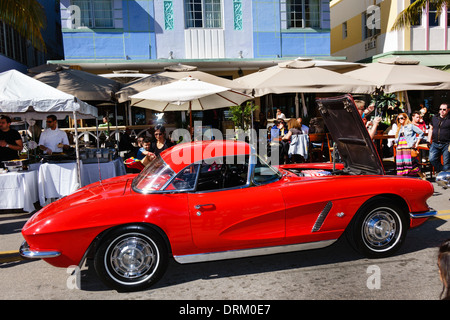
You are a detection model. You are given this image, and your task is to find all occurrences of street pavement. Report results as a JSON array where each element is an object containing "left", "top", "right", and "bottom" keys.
[{"left": 0, "top": 180, "right": 449, "bottom": 300}]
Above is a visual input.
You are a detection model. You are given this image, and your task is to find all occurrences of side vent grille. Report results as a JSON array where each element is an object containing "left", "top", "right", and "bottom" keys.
[{"left": 312, "top": 201, "right": 333, "bottom": 232}]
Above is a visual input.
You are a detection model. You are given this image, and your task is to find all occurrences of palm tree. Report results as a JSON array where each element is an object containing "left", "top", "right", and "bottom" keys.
[
  {"left": 0, "top": 0, "right": 47, "bottom": 52},
  {"left": 392, "top": 0, "right": 450, "bottom": 30}
]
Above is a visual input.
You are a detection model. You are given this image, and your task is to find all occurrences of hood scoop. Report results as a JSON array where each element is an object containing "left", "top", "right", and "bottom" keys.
[{"left": 316, "top": 94, "right": 384, "bottom": 175}]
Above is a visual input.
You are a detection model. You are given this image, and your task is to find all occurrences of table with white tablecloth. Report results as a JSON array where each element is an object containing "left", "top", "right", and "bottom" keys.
[
  {"left": 35, "top": 158, "right": 126, "bottom": 206},
  {"left": 82, "top": 158, "right": 127, "bottom": 186},
  {"left": 0, "top": 170, "right": 39, "bottom": 212}
]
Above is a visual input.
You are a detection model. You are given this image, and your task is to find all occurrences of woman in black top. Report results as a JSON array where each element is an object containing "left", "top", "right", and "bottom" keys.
[
  {"left": 151, "top": 124, "right": 172, "bottom": 157},
  {"left": 142, "top": 124, "right": 173, "bottom": 166}
]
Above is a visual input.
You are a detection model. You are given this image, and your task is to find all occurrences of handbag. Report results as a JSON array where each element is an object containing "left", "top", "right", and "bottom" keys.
[{"left": 411, "top": 148, "right": 419, "bottom": 158}]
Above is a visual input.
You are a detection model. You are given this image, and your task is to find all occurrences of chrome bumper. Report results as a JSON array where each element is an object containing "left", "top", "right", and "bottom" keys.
[
  {"left": 410, "top": 209, "right": 437, "bottom": 219},
  {"left": 19, "top": 241, "right": 61, "bottom": 259}
]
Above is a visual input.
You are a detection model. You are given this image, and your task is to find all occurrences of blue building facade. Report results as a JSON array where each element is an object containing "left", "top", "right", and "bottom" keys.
[{"left": 60, "top": 0, "right": 330, "bottom": 61}]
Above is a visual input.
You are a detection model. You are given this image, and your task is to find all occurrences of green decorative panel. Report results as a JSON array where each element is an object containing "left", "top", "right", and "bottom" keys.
[
  {"left": 233, "top": 0, "right": 243, "bottom": 30},
  {"left": 164, "top": 1, "right": 174, "bottom": 30}
]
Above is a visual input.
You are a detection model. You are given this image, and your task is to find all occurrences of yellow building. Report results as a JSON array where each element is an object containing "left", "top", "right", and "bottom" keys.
[{"left": 330, "top": 0, "right": 450, "bottom": 66}]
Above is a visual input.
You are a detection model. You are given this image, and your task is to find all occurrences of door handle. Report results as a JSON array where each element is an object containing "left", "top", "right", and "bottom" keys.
[{"left": 194, "top": 203, "right": 214, "bottom": 210}]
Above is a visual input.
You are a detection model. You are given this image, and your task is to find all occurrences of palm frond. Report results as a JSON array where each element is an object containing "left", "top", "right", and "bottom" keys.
[
  {"left": 392, "top": 0, "right": 450, "bottom": 30},
  {"left": 0, "top": 0, "right": 47, "bottom": 52},
  {"left": 392, "top": 0, "right": 428, "bottom": 30}
]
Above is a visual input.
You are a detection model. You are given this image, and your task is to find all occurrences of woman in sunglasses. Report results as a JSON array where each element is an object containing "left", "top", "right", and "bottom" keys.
[
  {"left": 394, "top": 113, "right": 425, "bottom": 178},
  {"left": 142, "top": 124, "right": 173, "bottom": 166}
]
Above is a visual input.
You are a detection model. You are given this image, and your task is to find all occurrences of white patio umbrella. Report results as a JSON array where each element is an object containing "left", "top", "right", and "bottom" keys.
[
  {"left": 130, "top": 77, "right": 251, "bottom": 111},
  {"left": 344, "top": 57, "right": 450, "bottom": 93},
  {"left": 234, "top": 60, "right": 377, "bottom": 97},
  {"left": 130, "top": 77, "right": 252, "bottom": 135}
]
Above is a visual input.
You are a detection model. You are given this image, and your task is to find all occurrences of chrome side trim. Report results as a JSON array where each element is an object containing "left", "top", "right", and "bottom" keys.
[
  {"left": 410, "top": 209, "right": 437, "bottom": 219},
  {"left": 312, "top": 201, "right": 333, "bottom": 232},
  {"left": 19, "top": 241, "right": 61, "bottom": 259},
  {"left": 173, "top": 239, "right": 337, "bottom": 264}
]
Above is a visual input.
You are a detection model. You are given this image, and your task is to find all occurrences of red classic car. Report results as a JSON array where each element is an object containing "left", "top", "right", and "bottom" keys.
[{"left": 20, "top": 95, "right": 436, "bottom": 292}]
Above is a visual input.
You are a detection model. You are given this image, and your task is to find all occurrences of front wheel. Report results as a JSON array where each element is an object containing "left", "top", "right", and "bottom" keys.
[
  {"left": 94, "top": 225, "right": 168, "bottom": 292},
  {"left": 347, "top": 199, "right": 409, "bottom": 258}
]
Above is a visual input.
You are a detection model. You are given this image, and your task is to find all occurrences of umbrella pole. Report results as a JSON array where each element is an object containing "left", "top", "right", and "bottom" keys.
[
  {"left": 189, "top": 101, "right": 193, "bottom": 140},
  {"left": 73, "top": 111, "right": 82, "bottom": 189}
]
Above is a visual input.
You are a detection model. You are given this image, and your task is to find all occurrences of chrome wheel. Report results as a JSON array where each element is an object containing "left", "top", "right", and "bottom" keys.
[
  {"left": 108, "top": 235, "right": 158, "bottom": 281},
  {"left": 347, "top": 199, "right": 408, "bottom": 258},
  {"left": 362, "top": 208, "right": 400, "bottom": 252},
  {"left": 94, "top": 226, "right": 168, "bottom": 292}
]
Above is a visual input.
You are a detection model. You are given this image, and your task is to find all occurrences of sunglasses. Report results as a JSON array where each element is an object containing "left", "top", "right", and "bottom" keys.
[
  {"left": 398, "top": 117, "right": 405, "bottom": 120},
  {"left": 440, "top": 108, "right": 448, "bottom": 111}
]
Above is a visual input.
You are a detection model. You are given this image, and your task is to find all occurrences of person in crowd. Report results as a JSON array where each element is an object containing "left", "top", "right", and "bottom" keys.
[
  {"left": 142, "top": 124, "right": 173, "bottom": 166},
  {"left": 277, "top": 119, "right": 289, "bottom": 164},
  {"left": 438, "top": 239, "right": 450, "bottom": 300},
  {"left": 283, "top": 118, "right": 308, "bottom": 163},
  {"left": 98, "top": 115, "right": 112, "bottom": 136},
  {"left": 295, "top": 117, "right": 309, "bottom": 135},
  {"left": 427, "top": 103, "right": 450, "bottom": 173},
  {"left": 366, "top": 116, "right": 382, "bottom": 139},
  {"left": 411, "top": 111, "right": 427, "bottom": 133},
  {"left": 420, "top": 105, "right": 430, "bottom": 126},
  {"left": 394, "top": 113, "right": 425, "bottom": 178},
  {"left": 275, "top": 108, "right": 286, "bottom": 120},
  {"left": 0, "top": 115, "right": 23, "bottom": 163},
  {"left": 135, "top": 137, "right": 152, "bottom": 160},
  {"left": 38, "top": 115, "right": 70, "bottom": 155}
]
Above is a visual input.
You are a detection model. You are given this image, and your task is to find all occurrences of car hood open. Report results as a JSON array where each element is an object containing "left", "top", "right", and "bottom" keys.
[{"left": 316, "top": 94, "right": 384, "bottom": 175}]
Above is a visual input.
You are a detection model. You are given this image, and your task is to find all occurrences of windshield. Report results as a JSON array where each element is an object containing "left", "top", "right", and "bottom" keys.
[
  {"left": 132, "top": 157, "right": 175, "bottom": 193},
  {"left": 252, "top": 155, "right": 282, "bottom": 185}
]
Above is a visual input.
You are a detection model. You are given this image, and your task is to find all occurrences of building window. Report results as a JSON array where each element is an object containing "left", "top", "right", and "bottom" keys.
[
  {"left": 428, "top": 3, "right": 440, "bottom": 27},
  {"left": 342, "top": 21, "right": 347, "bottom": 39},
  {"left": 0, "top": 21, "right": 28, "bottom": 65},
  {"left": 71, "top": 0, "right": 113, "bottom": 28},
  {"left": 185, "top": 0, "right": 222, "bottom": 28},
  {"left": 287, "top": 0, "right": 321, "bottom": 29},
  {"left": 362, "top": 10, "right": 380, "bottom": 39}
]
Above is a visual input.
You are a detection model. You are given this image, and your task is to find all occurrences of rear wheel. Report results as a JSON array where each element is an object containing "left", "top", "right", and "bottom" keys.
[
  {"left": 94, "top": 225, "right": 168, "bottom": 292},
  {"left": 347, "top": 199, "right": 408, "bottom": 258}
]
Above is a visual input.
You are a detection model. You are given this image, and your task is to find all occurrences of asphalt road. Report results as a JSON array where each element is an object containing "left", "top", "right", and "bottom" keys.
[{"left": 0, "top": 181, "right": 449, "bottom": 301}]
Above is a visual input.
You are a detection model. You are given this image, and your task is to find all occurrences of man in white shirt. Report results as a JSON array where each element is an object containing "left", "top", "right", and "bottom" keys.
[{"left": 38, "top": 115, "right": 69, "bottom": 154}]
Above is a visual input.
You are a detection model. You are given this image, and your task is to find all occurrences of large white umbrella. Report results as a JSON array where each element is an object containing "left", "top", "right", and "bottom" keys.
[
  {"left": 344, "top": 57, "right": 450, "bottom": 93},
  {"left": 116, "top": 64, "right": 245, "bottom": 103},
  {"left": 130, "top": 77, "right": 252, "bottom": 132},
  {"left": 234, "top": 60, "right": 377, "bottom": 97},
  {"left": 32, "top": 66, "right": 121, "bottom": 102},
  {"left": 130, "top": 77, "right": 251, "bottom": 112}
]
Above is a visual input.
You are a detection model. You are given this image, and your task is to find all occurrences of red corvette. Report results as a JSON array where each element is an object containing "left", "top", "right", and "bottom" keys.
[{"left": 20, "top": 95, "right": 436, "bottom": 292}]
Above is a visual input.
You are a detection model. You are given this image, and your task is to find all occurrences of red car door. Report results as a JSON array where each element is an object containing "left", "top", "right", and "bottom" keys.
[{"left": 187, "top": 161, "right": 285, "bottom": 252}]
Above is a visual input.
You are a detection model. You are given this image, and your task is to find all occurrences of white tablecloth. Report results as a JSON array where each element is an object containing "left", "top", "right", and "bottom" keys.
[
  {"left": 0, "top": 170, "right": 39, "bottom": 212},
  {"left": 82, "top": 158, "right": 127, "bottom": 186},
  {"left": 35, "top": 158, "right": 126, "bottom": 205},
  {"left": 37, "top": 162, "right": 79, "bottom": 206}
]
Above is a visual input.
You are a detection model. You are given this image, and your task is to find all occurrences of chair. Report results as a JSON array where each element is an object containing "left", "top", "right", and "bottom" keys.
[
  {"left": 326, "top": 133, "right": 334, "bottom": 162},
  {"left": 308, "top": 133, "right": 325, "bottom": 162}
]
